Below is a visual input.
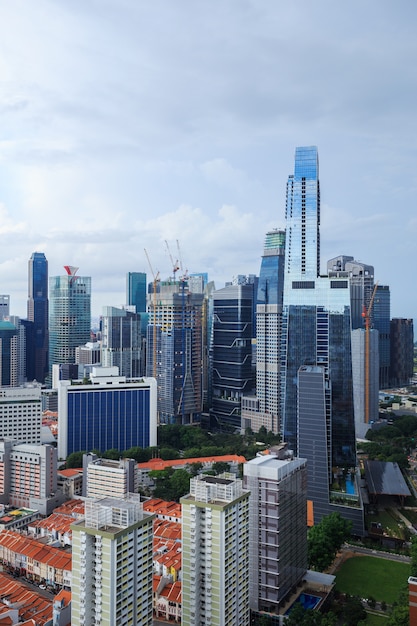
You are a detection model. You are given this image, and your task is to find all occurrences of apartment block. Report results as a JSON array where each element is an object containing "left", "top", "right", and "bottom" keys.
[{"left": 0, "top": 387, "right": 42, "bottom": 444}]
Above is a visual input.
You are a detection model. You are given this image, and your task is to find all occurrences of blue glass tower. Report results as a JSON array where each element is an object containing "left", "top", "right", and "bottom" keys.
[
  {"left": 280, "top": 147, "right": 363, "bottom": 534},
  {"left": 27, "top": 252, "right": 49, "bottom": 383}
]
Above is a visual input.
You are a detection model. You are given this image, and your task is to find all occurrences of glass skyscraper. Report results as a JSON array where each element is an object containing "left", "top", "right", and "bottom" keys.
[
  {"left": 280, "top": 147, "right": 363, "bottom": 534},
  {"left": 27, "top": 252, "right": 49, "bottom": 383},
  {"left": 49, "top": 266, "right": 91, "bottom": 379}
]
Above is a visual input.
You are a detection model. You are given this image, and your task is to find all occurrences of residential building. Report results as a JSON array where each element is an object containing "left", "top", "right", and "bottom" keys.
[
  {"left": 57, "top": 367, "right": 157, "bottom": 459},
  {"left": 83, "top": 453, "right": 138, "bottom": 499},
  {"left": 390, "top": 318, "right": 414, "bottom": 387},
  {"left": 49, "top": 266, "right": 91, "bottom": 381},
  {"left": 27, "top": 252, "right": 49, "bottom": 383},
  {"left": 71, "top": 497, "right": 154, "bottom": 626},
  {"left": 280, "top": 147, "right": 364, "bottom": 534},
  {"left": 210, "top": 282, "right": 255, "bottom": 430},
  {"left": 0, "top": 387, "right": 42, "bottom": 444},
  {"left": 0, "top": 441, "right": 58, "bottom": 514},
  {"left": 147, "top": 281, "right": 203, "bottom": 424},
  {"left": 101, "top": 306, "right": 141, "bottom": 377},
  {"left": 243, "top": 444, "right": 307, "bottom": 614},
  {"left": 181, "top": 474, "right": 250, "bottom": 626}
]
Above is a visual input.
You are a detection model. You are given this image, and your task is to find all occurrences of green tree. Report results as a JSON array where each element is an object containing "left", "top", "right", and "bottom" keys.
[
  {"left": 188, "top": 462, "right": 203, "bottom": 476},
  {"left": 65, "top": 451, "right": 87, "bottom": 468},
  {"left": 212, "top": 461, "right": 231, "bottom": 475},
  {"left": 308, "top": 512, "right": 352, "bottom": 571},
  {"left": 387, "top": 588, "right": 409, "bottom": 626},
  {"left": 341, "top": 596, "right": 366, "bottom": 626},
  {"left": 159, "top": 447, "right": 180, "bottom": 460},
  {"left": 102, "top": 448, "right": 120, "bottom": 460},
  {"left": 122, "top": 446, "right": 152, "bottom": 462}
]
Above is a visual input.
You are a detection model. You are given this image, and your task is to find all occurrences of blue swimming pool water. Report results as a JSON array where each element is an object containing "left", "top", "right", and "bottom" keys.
[
  {"left": 285, "top": 593, "right": 321, "bottom": 615},
  {"left": 345, "top": 476, "right": 355, "bottom": 494}
]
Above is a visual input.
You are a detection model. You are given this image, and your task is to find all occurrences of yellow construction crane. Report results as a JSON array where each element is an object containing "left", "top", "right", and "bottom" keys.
[
  {"left": 362, "top": 282, "right": 378, "bottom": 424},
  {"left": 144, "top": 249, "right": 160, "bottom": 380}
]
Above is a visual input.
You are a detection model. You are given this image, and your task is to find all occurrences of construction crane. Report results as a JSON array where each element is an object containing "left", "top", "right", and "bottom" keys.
[
  {"left": 362, "top": 282, "right": 378, "bottom": 424},
  {"left": 165, "top": 240, "right": 180, "bottom": 282},
  {"left": 144, "top": 249, "right": 160, "bottom": 379}
]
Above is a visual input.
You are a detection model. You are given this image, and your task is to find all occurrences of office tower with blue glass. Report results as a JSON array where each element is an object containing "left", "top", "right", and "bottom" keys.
[
  {"left": 101, "top": 306, "right": 141, "bottom": 378},
  {"left": 390, "top": 318, "right": 414, "bottom": 386},
  {"left": 210, "top": 282, "right": 255, "bottom": 430},
  {"left": 49, "top": 266, "right": 91, "bottom": 381},
  {"left": 281, "top": 147, "right": 364, "bottom": 534},
  {"left": 27, "top": 252, "right": 49, "bottom": 383},
  {"left": 241, "top": 230, "right": 285, "bottom": 434}
]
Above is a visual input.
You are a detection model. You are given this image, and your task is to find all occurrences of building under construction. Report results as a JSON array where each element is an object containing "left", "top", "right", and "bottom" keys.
[{"left": 146, "top": 280, "right": 204, "bottom": 425}]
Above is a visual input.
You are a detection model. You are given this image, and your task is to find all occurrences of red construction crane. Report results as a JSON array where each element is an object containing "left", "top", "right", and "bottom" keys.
[{"left": 362, "top": 282, "right": 378, "bottom": 424}]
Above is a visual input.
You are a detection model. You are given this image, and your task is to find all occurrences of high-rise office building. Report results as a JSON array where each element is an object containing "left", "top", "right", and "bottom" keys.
[
  {"left": 71, "top": 497, "right": 154, "bottom": 626},
  {"left": 390, "top": 318, "right": 414, "bottom": 387},
  {"left": 27, "top": 252, "right": 49, "bottom": 383},
  {"left": 327, "top": 256, "right": 391, "bottom": 388},
  {"left": 126, "top": 272, "right": 147, "bottom": 314},
  {"left": 0, "top": 320, "right": 18, "bottom": 387},
  {"left": 244, "top": 444, "right": 307, "bottom": 615},
  {"left": 181, "top": 474, "right": 250, "bottom": 626},
  {"left": 210, "top": 282, "right": 255, "bottom": 430},
  {"left": 49, "top": 266, "right": 91, "bottom": 381},
  {"left": 351, "top": 328, "right": 379, "bottom": 437},
  {"left": 57, "top": 367, "right": 157, "bottom": 459},
  {"left": 101, "top": 306, "right": 141, "bottom": 378},
  {"left": 147, "top": 281, "right": 203, "bottom": 424},
  {"left": 0, "top": 295, "right": 10, "bottom": 320},
  {"left": 241, "top": 230, "right": 285, "bottom": 434},
  {"left": 281, "top": 147, "right": 364, "bottom": 534}
]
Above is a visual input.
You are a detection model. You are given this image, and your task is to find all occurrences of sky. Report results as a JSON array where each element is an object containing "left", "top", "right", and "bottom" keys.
[{"left": 0, "top": 1, "right": 416, "bottom": 320}]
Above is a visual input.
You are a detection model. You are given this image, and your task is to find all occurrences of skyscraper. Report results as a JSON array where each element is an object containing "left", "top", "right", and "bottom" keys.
[
  {"left": 27, "top": 252, "right": 49, "bottom": 383},
  {"left": 71, "top": 497, "right": 154, "bottom": 626},
  {"left": 390, "top": 318, "right": 414, "bottom": 386},
  {"left": 147, "top": 281, "right": 203, "bottom": 424},
  {"left": 281, "top": 147, "right": 363, "bottom": 533},
  {"left": 210, "top": 282, "right": 255, "bottom": 430},
  {"left": 101, "top": 306, "right": 141, "bottom": 377},
  {"left": 181, "top": 474, "right": 250, "bottom": 626},
  {"left": 126, "top": 272, "right": 147, "bottom": 314},
  {"left": 0, "top": 320, "right": 18, "bottom": 387},
  {"left": 49, "top": 266, "right": 91, "bottom": 380}
]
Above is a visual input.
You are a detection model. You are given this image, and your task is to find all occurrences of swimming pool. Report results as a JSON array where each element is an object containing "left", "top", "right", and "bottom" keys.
[
  {"left": 285, "top": 592, "right": 321, "bottom": 615},
  {"left": 345, "top": 476, "right": 355, "bottom": 494}
]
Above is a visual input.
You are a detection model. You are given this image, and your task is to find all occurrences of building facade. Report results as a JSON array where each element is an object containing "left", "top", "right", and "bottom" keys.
[
  {"left": 390, "top": 318, "right": 414, "bottom": 387},
  {"left": 244, "top": 445, "right": 307, "bottom": 614},
  {"left": 147, "top": 282, "right": 203, "bottom": 424},
  {"left": 71, "top": 497, "right": 154, "bottom": 626},
  {"left": 101, "top": 306, "right": 141, "bottom": 378},
  {"left": 210, "top": 283, "right": 255, "bottom": 430},
  {"left": 181, "top": 474, "right": 250, "bottom": 626},
  {"left": 0, "top": 295, "right": 10, "bottom": 320},
  {"left": 27, "top": 252, "right": 49, "bottom": 383},
  {"left": 57, "top": 367, "right": 157, "bottom": 459},
  {"left": 49, "top": 266, "right": 91, "bottom": 381},
  {"left": 0, "top": 320, "right": 18, "bottom": 387},
  {"left": 83, "top": 453, "right": 138, "bottom": 499},
  {"left": 280, "top": 147, "right": 363, "bottom": 533},
  {"left": 0, "top": 387, "right": 42, "bottom": 444}
]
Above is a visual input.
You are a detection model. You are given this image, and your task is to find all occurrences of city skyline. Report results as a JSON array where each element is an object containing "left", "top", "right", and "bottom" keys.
[{"left": 0, "top": 3, "right": 416, "bottom": 321}]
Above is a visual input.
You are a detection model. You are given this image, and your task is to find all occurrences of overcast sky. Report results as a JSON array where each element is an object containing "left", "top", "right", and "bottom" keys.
[{"left": 0, "top": 1, "right": 416, "bottom": 320}]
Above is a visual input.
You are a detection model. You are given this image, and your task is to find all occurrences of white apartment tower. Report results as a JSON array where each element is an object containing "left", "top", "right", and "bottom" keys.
[
  {"left": 71, "top": 497, "right": 154, "bottom": 626},
  {"left": 244, "top": 445, "right": 308, "bottom": 615},
  {"left": 181, "top": 474, "right": 250, "bottom": 626}
]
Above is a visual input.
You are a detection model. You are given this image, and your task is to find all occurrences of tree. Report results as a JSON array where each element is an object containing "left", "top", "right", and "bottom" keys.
[
  {"left": 308, "top": 512, "right": 352, "bottom": 571},
  {"left": 188, "top": 462, "right": 203, "bottom": 476},
  {"left": 285, "top": 603, "right": 336, "bottom": 625},
  {"left": 212, "top": 461, "right": 230, "bottom": 475},
  {"left": 122, "top": 446, "right": 152, "bottom": 462},
  {"left": 102, "top": 448, "right": 120, "bottom": 460},
  {"left": 159, "top": 447, "right": 180, "bottom": 460},
  {"left": 341, "top": 596, "right": 366, "bottom": 626},
  {"left": 410, "top": 535, "right": 417, "bottom": 577},
  {"left": 65, "top": 451, "right": 87, "bottom": 468}
]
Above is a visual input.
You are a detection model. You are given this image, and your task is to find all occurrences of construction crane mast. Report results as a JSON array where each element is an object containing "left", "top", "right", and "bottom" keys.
[
  {"left": 165, "top": 240, "right": 180, "bottom": 282},
  {"left": 362, "top": 282, "right": 378, "bottom": 424},
  {"left": 144, "top": 249, "right": 160, "bottom": 380}
]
